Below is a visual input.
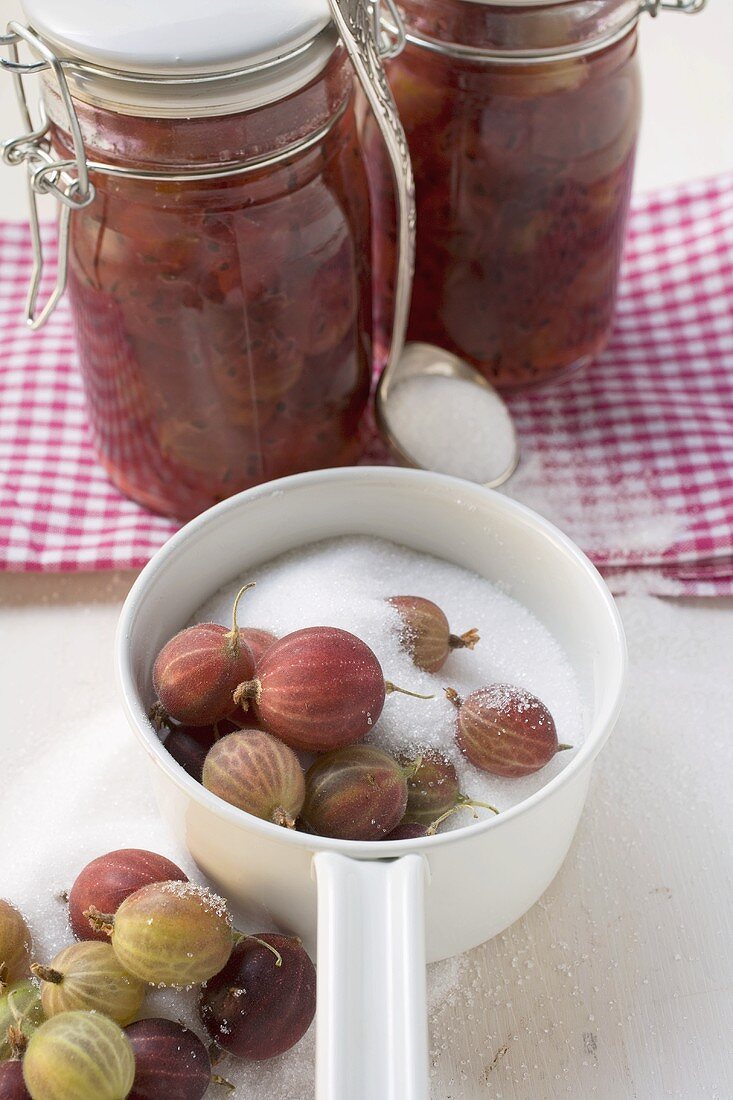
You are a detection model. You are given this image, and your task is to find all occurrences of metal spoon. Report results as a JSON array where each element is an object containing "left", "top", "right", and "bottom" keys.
[{"left": 327, "top": 0, "right": 519, "bottom": 488}]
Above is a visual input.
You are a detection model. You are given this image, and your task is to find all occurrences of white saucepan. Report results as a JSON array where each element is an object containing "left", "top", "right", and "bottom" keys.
[{"left": 116, "top": 466, "right": 626, "bottom": 1100}]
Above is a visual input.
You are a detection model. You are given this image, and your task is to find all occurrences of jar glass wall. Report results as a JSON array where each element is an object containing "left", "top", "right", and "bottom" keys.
[
  {"left": 49, "top": 50, "right": 372, "bottom": 519},
  {"left": 373, "top": 0, "right": 642, "bottom": 389}
]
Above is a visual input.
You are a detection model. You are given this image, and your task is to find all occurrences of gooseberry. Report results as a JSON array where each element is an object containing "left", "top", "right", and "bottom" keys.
[
  {"left": 152, "top": 584, "right": 255, "bottom": 726},
  {"left": 237, "top": 628, "right": 278, "bottom": 666},
  {"left": 22, "top": 1011, "right": 135, "bottom": 1100},
  {"left": 0, "top": 982, "right": 44, "bottom": 1060},
  {"left": 31, "top": 942, "right": 144, "bottom": 1027},
  {"left": 400, "top": 751, "right": 498, "bottom": 831},
  {"left": 448, "top": 685, "right": 570, "bottom": 777},
  {"left": 125, "top": 1018, "right": 211, "bottom": 1100},
  {"left": 234, "top": 627, "right": 432, "bottom": 753},
  {"left": 69, "top": 849, "right": 188, "bottom": 942},
  {"left": 301, "top": 745, "right": 408, "bottom": 840},
  {"left": 389, "top": 595, "right": 480, "bottom": 673},
  {"left": 0, "top": 1059, "right": 30, "bottom": 1099},
  {"left": 0, "top": 904, "right": 32, "bottom": 992},
  {"left": 202, "top": 729, "right": 305, "bottom": 828},
  {"left": 89, "top": 882, "right": 233, "bottom": 988},
  {"left": 199, "top": 934, "right": 316, "bottom": 1060},
  {"left": 162, "top": 726, "right": 214, "bottom": 783},
  {"left": 163, "top": 717, "right": 248, "bottom": 780},
  {"left": 384, "top": 821, "right": 429, "bottom": 841}
]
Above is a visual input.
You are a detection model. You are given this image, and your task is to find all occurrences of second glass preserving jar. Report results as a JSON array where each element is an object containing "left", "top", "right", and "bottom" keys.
[
  {"left": 4, "top": 0, "right": 372, "bottom": 519},
  {"left": 373, "top": 0, "right": 644, "bottom": 389}
]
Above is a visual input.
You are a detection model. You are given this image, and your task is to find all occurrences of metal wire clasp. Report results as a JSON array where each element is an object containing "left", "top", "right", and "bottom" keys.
[
  {"left": 379, "top": 0, "right": 407, "bottom": 61},
  {"left": 1, "top": 22, "right": 95, "bottom": 329},
  {"left": 643, "top": 0, "right": 708, "bottom": 16}
]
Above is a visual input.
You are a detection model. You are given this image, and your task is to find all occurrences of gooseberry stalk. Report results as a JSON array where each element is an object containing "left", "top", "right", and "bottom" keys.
[{"left": 426, "top": 796, "right": 499, "bottom": 835}]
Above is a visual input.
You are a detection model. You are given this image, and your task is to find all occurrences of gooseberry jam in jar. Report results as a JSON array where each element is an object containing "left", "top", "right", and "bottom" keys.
[
  {"left": 13, "top": 0, "right": 372, "bottom": 518},
  {"left": 374, "top": 0, "right": 643, "bottom": 389}
]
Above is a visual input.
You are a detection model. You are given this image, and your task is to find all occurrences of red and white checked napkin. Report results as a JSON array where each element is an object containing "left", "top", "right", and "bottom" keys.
[{"left": 1, "top": 174, "right": 732, "bottom": 594}]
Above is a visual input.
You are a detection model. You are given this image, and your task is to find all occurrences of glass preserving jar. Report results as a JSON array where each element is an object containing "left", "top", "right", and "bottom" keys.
[
  {"left": 371, "top": 0, "right": 703, "bottom": 390},
  {"left": 2, "top": 1, "right": 373, "bottom": 519}
]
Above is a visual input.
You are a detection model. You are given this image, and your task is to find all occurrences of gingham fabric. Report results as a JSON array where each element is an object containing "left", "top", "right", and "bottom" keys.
[{"left": 1, "top": 174, "right": 732, "bottom": 594}]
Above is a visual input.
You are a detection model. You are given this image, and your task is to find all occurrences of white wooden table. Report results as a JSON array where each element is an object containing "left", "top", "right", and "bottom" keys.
[{"left": 1, "top": 2, "right": 732, "bottom": 1096}]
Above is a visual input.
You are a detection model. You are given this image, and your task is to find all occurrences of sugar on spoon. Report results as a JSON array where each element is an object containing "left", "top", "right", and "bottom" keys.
[{"left": 327, "top": 0, "right": 520, "bottom": 487}]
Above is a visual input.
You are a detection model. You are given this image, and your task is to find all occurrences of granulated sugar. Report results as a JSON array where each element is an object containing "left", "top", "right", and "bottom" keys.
[
  {"left": 504, "top": 451, "right": 685, "bottom": 561},
  {"left": 383, "top": 374, "right": 518, "bottom": 484},
  {"left": 197, "top": 536, "right": 585, "bottom": 822}
]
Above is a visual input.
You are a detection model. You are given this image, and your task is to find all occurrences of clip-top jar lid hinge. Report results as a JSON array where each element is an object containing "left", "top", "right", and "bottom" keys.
[
  {"left": 1, "top": 22, "right": 94, "bottom": 329},
  {"left": 643, "top": 0, "right": 707, "bottom": 14}
]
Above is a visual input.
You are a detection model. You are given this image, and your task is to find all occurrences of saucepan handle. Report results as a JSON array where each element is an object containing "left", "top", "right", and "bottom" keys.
[{"left": 313, "top": 852, "right": 429, "bottom": 1100}]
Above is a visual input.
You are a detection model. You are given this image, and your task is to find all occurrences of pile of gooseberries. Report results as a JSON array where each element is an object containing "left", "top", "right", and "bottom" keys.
[
  {"left": 150, "top": 586, "right": 570, "bottom": 842},
  {"left": 0, "top": 848, "right": 318, "bottom": 1099}
]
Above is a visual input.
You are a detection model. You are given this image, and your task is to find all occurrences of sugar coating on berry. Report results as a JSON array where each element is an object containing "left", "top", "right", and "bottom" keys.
[
  {"left": 158, "top": 881, "right": 231, "bottom": 921},
  {"left": 474, "top": 683, "right": 540, "bottom": 715}
]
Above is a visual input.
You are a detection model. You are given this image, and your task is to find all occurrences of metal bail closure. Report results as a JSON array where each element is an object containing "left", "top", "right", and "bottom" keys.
[
  {"left": 379, "top": 0, "right": 406, "bottom": 60},
  {"left": 643, "top": 0, "right": 708, "bottom": 15},
  {"left": 1, "top": 21, "right": 95, "bottom": 329}
]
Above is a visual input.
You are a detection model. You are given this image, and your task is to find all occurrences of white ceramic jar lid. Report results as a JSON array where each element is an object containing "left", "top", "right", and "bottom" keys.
[
  {"left": 21, "top": 0, "right": 337, "bottom": 116},
  {"left": 22, "top": 0, "right": 332, "bottom": 74}
]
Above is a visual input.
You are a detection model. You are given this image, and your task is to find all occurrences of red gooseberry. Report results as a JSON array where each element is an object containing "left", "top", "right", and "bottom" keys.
[
  {"left": 448, "top": 685, "right": 570, "bottom": 778},
  {"left": 389, "top": 595, "right": 479, "bottom": 672},
  {"left": 68, "top": 850, "right": 187, "bottom": 942},
  {"left": 233, "top": 627, "right": 431, "bottom": 753},
  {"left": 152, "top": 585, "right": 255, "bottom": 726}
]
